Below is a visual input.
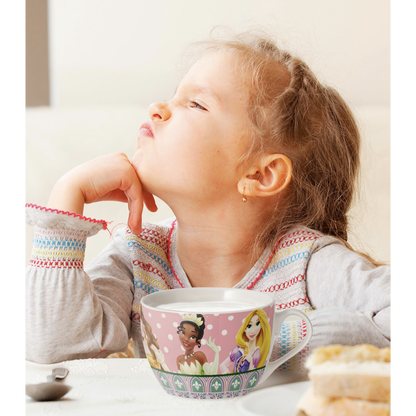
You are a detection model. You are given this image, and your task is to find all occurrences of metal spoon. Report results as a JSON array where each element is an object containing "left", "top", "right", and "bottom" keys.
[
  {"left": 26, "top": 367, "right": 72, "bottom": 401},
  {"left": 26, "top": 382, "right": 72, "bottom": 401}
]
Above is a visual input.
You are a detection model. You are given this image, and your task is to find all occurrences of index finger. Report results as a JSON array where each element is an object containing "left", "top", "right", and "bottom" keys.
[
  {"left": 123, "top": 180, "right": 145, "bottom": 235},
  {"left": 122, "top": 159, "right": 157, "bottom": 234}
]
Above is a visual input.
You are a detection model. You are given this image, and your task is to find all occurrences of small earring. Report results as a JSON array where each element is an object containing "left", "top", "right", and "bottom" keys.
[{"left": 242, "top": 186, "right": 247, "bottom": 203}]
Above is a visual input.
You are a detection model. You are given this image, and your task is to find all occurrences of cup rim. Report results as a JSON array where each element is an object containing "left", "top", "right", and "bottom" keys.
[{"left": 141, "top": 287, "right": 275, "bottom": 314}]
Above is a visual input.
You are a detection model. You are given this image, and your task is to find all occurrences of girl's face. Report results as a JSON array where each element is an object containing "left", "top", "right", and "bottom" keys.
[
  {"left": 178, "top": 323, "right": 199, "bottom": 351},
  {"left": 245, "top": 314, "right": 262, "bottom": 340},
  {"left": 132, "top": 50, "right": 250, "bottom": 206}
]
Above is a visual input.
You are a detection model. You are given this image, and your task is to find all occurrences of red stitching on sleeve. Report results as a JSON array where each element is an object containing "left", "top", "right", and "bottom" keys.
[{"left": 25, "top": 203, "right": 108, "bottom": 229}]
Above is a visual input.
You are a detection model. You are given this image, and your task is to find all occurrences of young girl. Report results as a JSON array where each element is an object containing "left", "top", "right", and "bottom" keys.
[{"left": 26, "top": 31, "right": 390, "bottom": 371}]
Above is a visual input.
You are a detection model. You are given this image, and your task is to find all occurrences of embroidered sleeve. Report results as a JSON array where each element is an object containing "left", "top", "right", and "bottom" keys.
[
  {"left": 26, "top": 203, "right": 107, "bottom": 234},
  {"left": 26, "top": 204, "right": 133, "bottom": 364},
  {"left": 26, "top": 204, "right": 108, "bottom": 270},
  {"left": 29, "top": 227, "right": 88, "bottom": 269}
]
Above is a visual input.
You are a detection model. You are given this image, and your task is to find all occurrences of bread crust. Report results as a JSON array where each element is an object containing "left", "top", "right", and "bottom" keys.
[
  {"left": 296, "top": 387, "right": 390, "bottom": 416},
  {"left": 306, "top": 344, "right": 390, "bottom": 367}
]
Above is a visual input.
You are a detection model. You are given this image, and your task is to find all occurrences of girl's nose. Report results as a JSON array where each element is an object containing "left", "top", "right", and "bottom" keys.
[{"left": 148, "top": 102, "right": 171, "bottom": 121}]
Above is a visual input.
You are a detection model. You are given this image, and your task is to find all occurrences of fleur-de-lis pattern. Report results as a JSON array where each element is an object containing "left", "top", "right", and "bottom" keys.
[{"left": 151, "top": 366, "right": 265, "bottom": 399}]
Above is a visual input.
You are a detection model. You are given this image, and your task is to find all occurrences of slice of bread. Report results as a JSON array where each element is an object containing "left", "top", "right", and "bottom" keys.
[
  {"left": 295, "top": 386, "right": 390, "bottom": 416},
  {"left": 295, "top": 344, "right": 391, "bottom": 416},
  {"left": 307, "top": 360, "right": 390, "bottom": 402}
]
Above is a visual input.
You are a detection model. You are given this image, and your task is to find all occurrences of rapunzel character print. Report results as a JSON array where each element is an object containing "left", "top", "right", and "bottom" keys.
[{"left": 220, "top": 309, "right": 271, "bottom": 373}]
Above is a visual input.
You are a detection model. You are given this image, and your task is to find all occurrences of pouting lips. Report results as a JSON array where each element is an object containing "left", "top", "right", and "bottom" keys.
[{"left": 139, "top": 122, "right": 154, "bottom": 138}]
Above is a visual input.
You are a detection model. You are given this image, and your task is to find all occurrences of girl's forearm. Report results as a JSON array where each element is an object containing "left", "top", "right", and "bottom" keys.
[{"left": 47, "top": 176, "right": 86, "bottom": 215}]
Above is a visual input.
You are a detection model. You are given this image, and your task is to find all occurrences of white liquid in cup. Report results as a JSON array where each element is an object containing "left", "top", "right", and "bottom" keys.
[{"left": 157, "top": 301, "right": 256, "bottom": 313}]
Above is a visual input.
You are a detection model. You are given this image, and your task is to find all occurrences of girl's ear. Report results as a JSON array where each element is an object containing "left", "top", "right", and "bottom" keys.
[{"left": 238, "top": 154, "right": 292, "bottom": 198}]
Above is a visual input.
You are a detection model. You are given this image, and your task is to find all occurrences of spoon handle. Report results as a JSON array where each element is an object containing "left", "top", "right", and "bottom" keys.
[{"left": 46, "top": 367, "right": 69, "bottom": 383}]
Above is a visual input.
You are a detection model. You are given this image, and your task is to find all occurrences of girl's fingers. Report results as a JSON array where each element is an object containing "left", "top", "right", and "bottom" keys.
[
  {"left": 143, "top": 190, "right": 158, "bottom": 212},
  {"left": 128, "top": 190, "right": 157, "bottom": 233},
  {"left": 95, "top": 189, "right": 129, "bottom": 203},
  {"left": 91, "top": 155, "right": 156, "bottom": 234},
  {"left": 48, "top": 153, "right": 155, "bottom": 232},
  {"left": 125, "top": 185, "right": 144, "bottom": 235}
]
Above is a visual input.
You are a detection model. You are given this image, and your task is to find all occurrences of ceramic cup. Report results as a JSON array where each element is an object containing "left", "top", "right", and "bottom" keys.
[{"left": 140, "top": 288, "right": 312, "bottom": 399}]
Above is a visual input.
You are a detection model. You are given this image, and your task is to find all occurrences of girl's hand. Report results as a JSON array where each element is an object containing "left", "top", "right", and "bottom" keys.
[{"left": 47, "top": 153, "right": 157, "bottom": 234}]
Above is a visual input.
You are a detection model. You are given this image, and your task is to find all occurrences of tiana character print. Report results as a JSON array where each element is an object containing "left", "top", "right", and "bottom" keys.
[{"left": 176, "top": 313, "right": 220, "bottom": 375}]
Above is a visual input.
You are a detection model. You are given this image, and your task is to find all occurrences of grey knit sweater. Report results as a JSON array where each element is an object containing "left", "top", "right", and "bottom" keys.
[{"left": 25, "top": 204, "right": 390, "bottom": 371}]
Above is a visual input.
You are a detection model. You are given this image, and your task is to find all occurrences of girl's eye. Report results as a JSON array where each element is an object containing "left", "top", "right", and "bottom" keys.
[
  {"left": 190, "top": 336, "right": 196, "bottom": 340},
  {"left": 189, "top": 100, "right": 207, "bottom": 111},
  {"left": 256, "top": 321, "right": 260, "bottom": 327},
  {"left": 247, "top": 324, "right": 252, "bottom": 329}
]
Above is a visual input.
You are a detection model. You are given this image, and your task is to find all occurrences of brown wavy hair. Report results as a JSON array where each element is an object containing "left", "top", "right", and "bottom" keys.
[{"left": 184, "top": 28, "right": 383, "bottom": 265}]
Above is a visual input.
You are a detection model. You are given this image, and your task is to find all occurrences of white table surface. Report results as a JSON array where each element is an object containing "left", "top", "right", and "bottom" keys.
[{"left": 26, "top": 358, "right": 308, "bottom": 416}]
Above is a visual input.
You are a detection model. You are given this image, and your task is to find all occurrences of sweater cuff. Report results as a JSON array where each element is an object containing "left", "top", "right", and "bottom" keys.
[
  {"left": 26, "top": 203, "right": 108, "bottom": 270},
  {"left": 25, "top": 203, "right": 108, "bottom": 235},
  {"left": 30, "top": 227, "right": 88, "bottom": 269}
]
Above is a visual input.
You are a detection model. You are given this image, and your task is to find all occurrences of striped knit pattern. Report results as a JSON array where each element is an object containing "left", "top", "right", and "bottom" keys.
[
  {"left": 30, "top": 227, "right": 88, "bottom": 269},
  {"left": 29, "top": 217, "right": 321, "bottom": 372},
  {"left": 126, "top": 222, "right": 322, "bottom": 372},
  {"left": 253, "top": 228, "right": 322, "bottom": 312}
]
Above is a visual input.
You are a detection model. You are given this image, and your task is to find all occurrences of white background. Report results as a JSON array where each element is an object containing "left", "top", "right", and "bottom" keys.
[{"left": 48, "top": 0, "right": 389, "bottom": 109}]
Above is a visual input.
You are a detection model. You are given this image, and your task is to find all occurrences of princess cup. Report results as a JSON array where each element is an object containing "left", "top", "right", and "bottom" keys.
[{"left": 140, "top": 288, "right": 312, "bottom": 399}]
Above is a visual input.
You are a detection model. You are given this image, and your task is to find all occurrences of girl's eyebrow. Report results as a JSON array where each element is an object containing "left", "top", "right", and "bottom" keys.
[{"left": 175, "top": 84, "right": 221, "bottom": 104}]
